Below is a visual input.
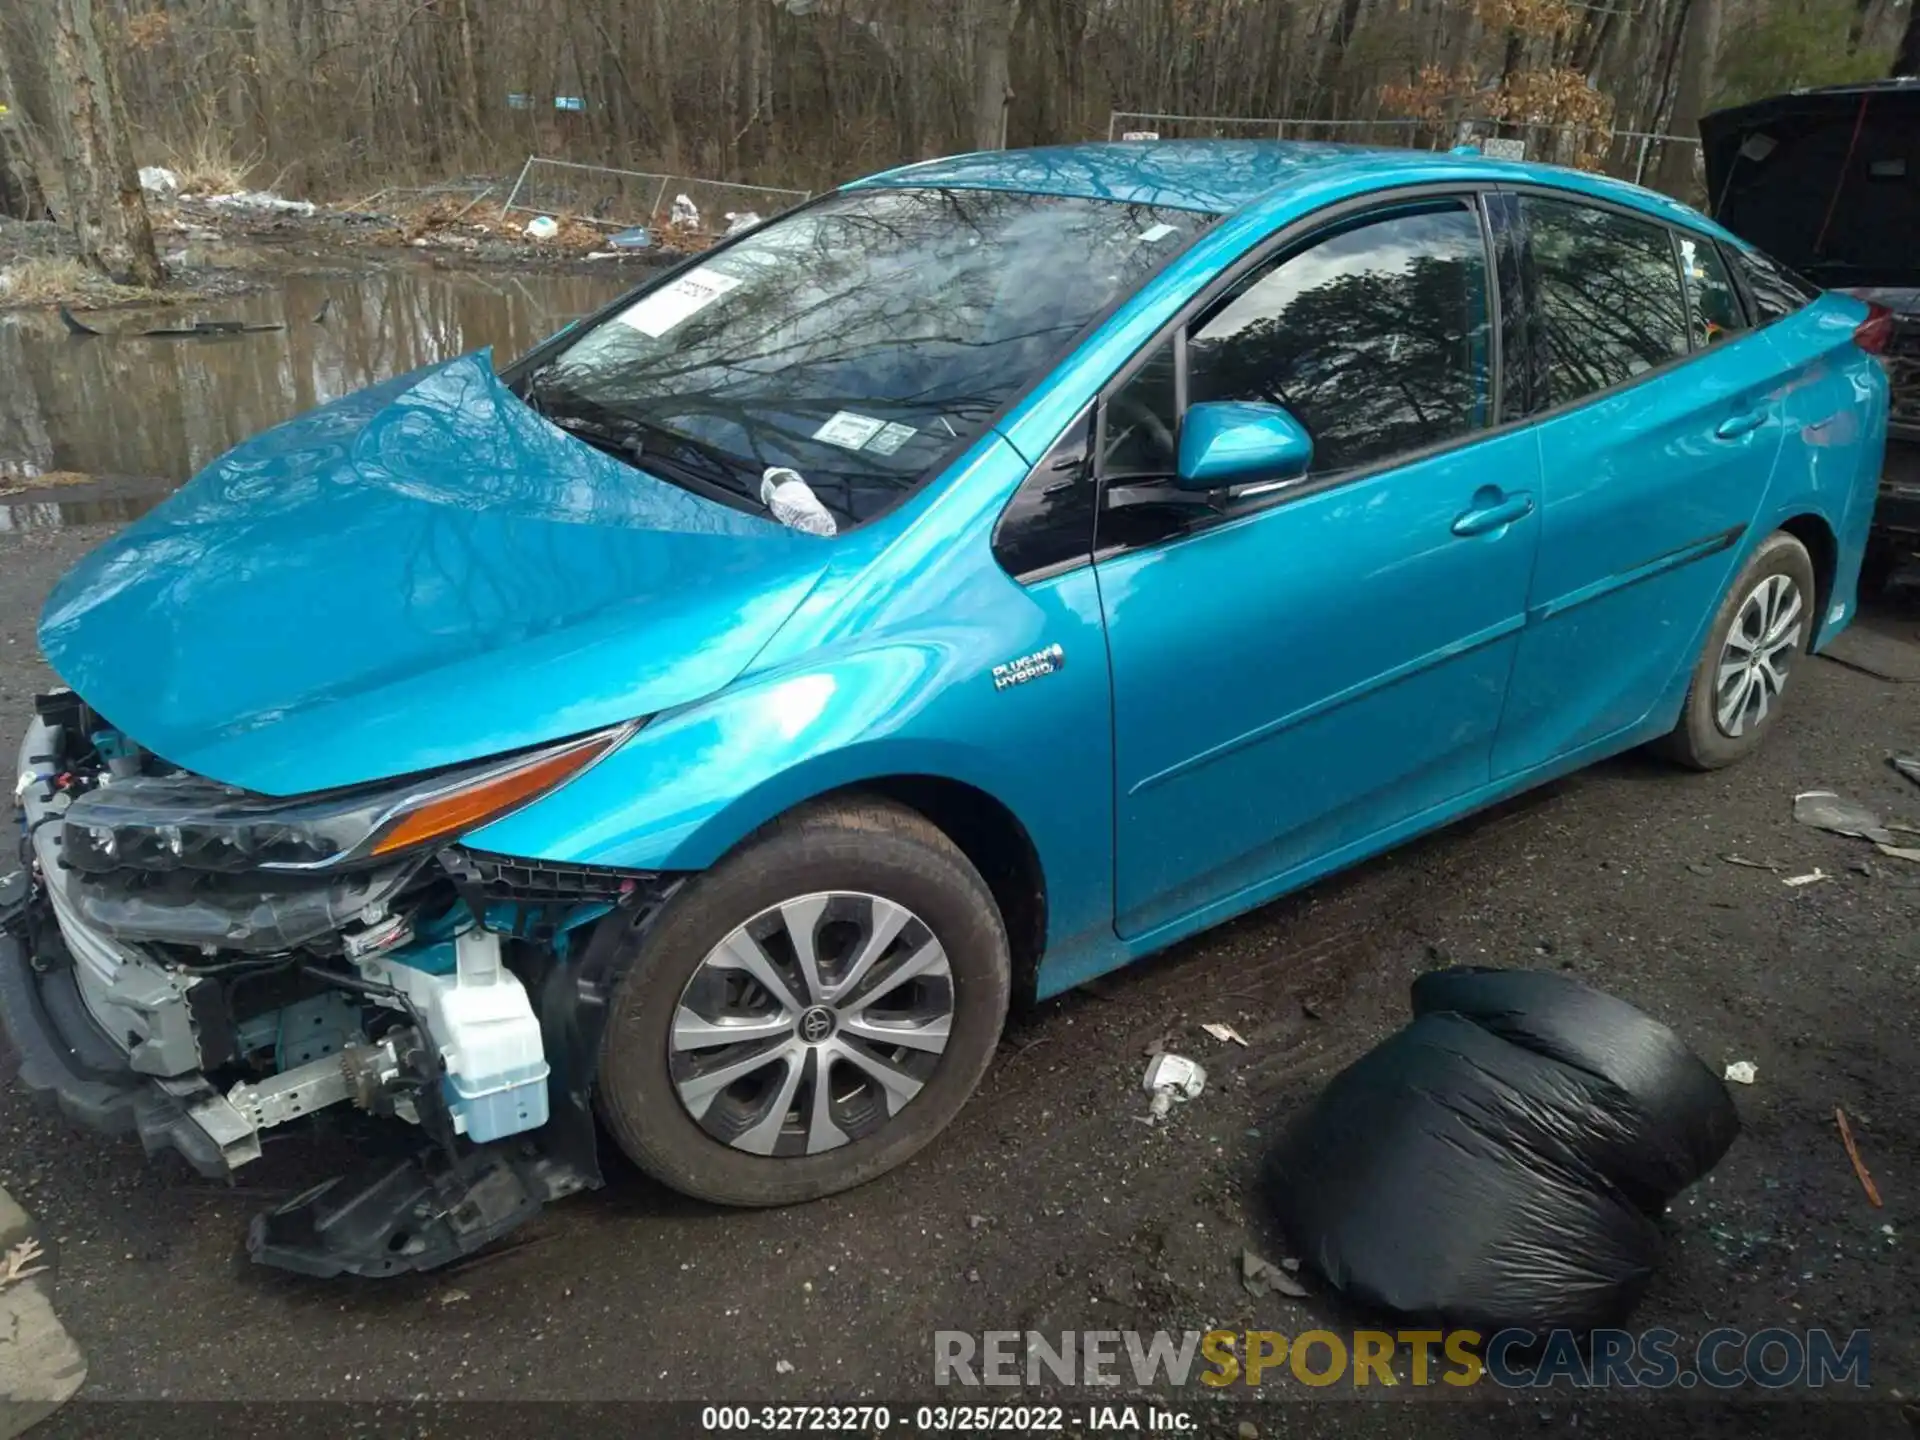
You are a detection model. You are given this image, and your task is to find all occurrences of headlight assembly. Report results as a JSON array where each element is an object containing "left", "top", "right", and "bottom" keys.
[{"left": 59, "top": 723, "right": 634, "bottom": 875}]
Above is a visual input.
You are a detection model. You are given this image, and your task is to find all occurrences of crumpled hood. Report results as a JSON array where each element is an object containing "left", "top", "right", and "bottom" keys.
[{"left": 40, "top": 351, "right": 830, "bottom": 796}]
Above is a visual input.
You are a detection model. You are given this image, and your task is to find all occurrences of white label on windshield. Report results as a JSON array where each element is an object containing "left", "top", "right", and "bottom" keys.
[
  {"left": 1137, "top": 222, "right": 1178, "bottom": 243},
  {"left": 616, "top": 266, "right": 742, "bottom": 338},
  {"left": 813, "top": 411, "right": 888, "bottom": 450},
  {"left": 864, "top": 422, "right": 918, "bottom": 456}
]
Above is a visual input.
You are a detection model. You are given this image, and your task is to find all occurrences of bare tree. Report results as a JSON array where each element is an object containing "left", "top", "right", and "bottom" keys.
[
  {"left": 0, "top": 29, "right": 51, "bottom": 219},
  {"left": 966, "top": 0, "right": 1028, "bottom": 150},
  {"left": 1655, "top": 0, "right": 1722, "bottom": 199},
  {"left": 56, "top": 0, "right": 1898, "bottom": 205},
  {"left": 46, "top": 0, "right": 164, "bottom": 284}
]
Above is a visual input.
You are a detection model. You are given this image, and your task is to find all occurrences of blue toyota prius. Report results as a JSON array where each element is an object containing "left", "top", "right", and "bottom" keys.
[{"left": 2, "top": 142, "right": 1890, "bottom": 1275}]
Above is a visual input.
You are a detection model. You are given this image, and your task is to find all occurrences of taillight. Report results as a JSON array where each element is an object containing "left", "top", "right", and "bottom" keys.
[{"left": 1853, "top": 302, "right": 1896, "bottom": 355}]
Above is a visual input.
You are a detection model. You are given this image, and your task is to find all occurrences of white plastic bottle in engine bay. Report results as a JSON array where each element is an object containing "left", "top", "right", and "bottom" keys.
[{"left": 358, "top": 928, "right": 551, "bottom": 1143}]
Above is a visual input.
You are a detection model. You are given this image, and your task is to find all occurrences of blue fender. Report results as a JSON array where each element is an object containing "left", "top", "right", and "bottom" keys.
[{"left": 465, "top": 440, "right": 1121, "bottom": 988}]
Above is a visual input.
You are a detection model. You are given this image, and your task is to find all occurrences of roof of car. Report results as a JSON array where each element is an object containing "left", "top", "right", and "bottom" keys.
[
  {"left": 853, "top": 140, "right": 1488, "bottom": 215},
  {"left": 847, "top": 140, "right": 1731, "bottom": 247}
]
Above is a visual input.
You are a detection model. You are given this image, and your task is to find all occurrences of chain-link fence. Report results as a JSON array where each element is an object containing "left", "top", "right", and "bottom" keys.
[
  {"left": 500, "top": 157, "right": 811, "bottom": 237},
  {"left": 1105, "top": 111, "right": 1698, "bottom": 189}
]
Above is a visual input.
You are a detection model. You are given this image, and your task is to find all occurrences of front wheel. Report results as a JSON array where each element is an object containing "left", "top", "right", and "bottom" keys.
[
  {"left": 596, "top": 797, "right": 1011, "bottom": 1206},
  {"left": 1656, "top": 530, "right": 1816, "bottom": 770}
]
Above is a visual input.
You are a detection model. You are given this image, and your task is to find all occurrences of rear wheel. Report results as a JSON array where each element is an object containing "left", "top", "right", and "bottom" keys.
[
  {"left": 1657, "top": 531, "right": 1815, "bottom": 770},
  {"left": 596, "top": 797, "right": 1010, "bottom": 1206}
]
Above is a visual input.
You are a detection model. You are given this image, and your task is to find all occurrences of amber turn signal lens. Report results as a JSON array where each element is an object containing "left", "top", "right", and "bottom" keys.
[{"left": 369, "top": 734, "right": 617, "bottom": 856}]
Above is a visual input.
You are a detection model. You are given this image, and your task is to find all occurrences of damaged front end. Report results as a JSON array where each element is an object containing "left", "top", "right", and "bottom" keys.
[{"left": 1, "top": 690, "right": 675, "bottom": 1276}]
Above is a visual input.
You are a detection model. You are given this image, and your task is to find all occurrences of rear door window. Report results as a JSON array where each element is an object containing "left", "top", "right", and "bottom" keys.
[
  {"left": 1522, "top": 196, "right": 1690, "bottom": 408},
  {"left": 1736, "top": 247, "right": 1822, "bottom": 323},
  {"left": 1677, "top": 234, "right": 1750, "bottom": 348}
]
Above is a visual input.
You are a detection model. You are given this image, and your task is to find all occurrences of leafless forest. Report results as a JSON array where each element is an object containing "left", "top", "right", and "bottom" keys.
[{"left": 1, "top": 0, "right": 1916, "bottom": 244}]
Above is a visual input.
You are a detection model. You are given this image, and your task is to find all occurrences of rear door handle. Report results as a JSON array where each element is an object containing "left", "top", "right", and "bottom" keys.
[
  {"left": 1715, "top": 409, "right": 1770, "bottom": 440},
  {"left": 1451, "top": 490, "right": 1535, "bottom": 537}
]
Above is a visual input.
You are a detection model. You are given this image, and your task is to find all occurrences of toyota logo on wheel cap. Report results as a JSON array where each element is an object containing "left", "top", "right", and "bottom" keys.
[{"left": 799, "top": 1006, "right": 836, "bottom": 1043}]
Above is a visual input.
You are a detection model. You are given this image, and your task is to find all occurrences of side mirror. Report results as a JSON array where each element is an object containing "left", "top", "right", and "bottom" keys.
[{"left": 1175, "top": 400, "right": 1313, "bottom": 491}]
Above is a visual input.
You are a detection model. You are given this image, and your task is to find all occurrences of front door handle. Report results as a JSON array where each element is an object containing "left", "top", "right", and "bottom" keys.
[
  {"left": 1451, "top": 490, "right": 1535, "bottom": 537},
  {"left": 1715, "top": 409, "right": 1770, "bottom": 440}
]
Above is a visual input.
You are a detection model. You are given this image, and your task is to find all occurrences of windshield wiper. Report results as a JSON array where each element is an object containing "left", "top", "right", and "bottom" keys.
[{"left": 521, "top": 386, "right": 759, "bottom": 508}]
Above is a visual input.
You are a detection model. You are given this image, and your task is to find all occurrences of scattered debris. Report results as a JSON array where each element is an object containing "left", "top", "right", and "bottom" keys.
[
  {"left": 1723, "top": 1060, "right": 1758, "bottom": 1085},
  {"left": 524, "top": 215, "right": 560, "bottom": 240},
  {"left": 1687, "top": 862, "right": 1715, "bottom": 876},
  {"left": 138, "top": 165, "right": 180, "bottom": 198},
  {"left": 312, "top": 297, "right": 332, "bottom": 324},
  {"left": 670, "top": 193, "right": 702, "bottom": 230},
  {"left": 1237, "top": 1423, "right": 1259, "bottom": 1440},
  {"left": 610, "top": 227, "right": 654, "bottom": 249},
  {"left": 59, "top": 305, "right": 283, "bottom": 340},
  {"left": 1894, "top": 755, "right": 1920, "bottom": 789},
  {"left": 1143, "top": 1052, "right": 1206, "bottom": 1120},
  {"left": 142, "top": 317, "right": 284, "bottom": 338},
  {"left": 1792, "top": 790, "right": 1920, "bottom": 865},
  {"left": 57, "top": 305, "right": 102, "bottom": 337},
  {"left": 1782, "top": 868, "right": 1829, "bottom": 887},
  {"left": 432, "top": 1287, "right": 471, "bottom": 1306},
  {"left": 1720, "top": 854, "right": 1780, "bottom": 871},
  {"left": 1834, "top": 1108, "right": 1883, "bottom": 1208},
  {"left": 760, "top": 467, "right": 837, "bottom": 537},
  {"left": 1794, "top": 789, "right": 1897, "bottom": 845},
  {"left": 1201, "top": 1021, "right": 1248, "bottom": 1047},
  {"left": 202, "top": 190, "right": 319, "bottom": 218},
  {"left": 0, "top": 1236, "right": 48, "bottom": 1291},
  {"left": 0, "top": 1188, "right": 86, "bottom": 1434},
  {"left": 1241, "top": 1247, "right": 1309, "bottom": 1299},
  {"left": 967, "top": 1214, "right": 987, "bottom": 1231},
  {"left": 724, "top": 210, "right": 764, "bottom": 236},
  {"left": 775, "top": 1359, "right": 795, "bottom": 1375}
]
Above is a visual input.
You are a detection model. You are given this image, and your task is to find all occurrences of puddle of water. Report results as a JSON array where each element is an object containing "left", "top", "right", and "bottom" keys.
[
  {"left": 0, "top": 494, "right": 167, "bottom": 534},
  {"left": 0, "top": 264, "right": 631, "bottom": 528}
]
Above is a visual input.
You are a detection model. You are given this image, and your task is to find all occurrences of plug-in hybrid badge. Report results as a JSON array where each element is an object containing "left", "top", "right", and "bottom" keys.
[{"left": 992, "top": 644, "right": 1065, "bottom": 691}]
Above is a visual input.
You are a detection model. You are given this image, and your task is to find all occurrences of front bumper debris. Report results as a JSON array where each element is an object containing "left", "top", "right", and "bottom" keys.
[
  {"left": 248, "top": 1146, "right": 585, "bottom": 1278},
  {"left": 7, "top": 690, "right": 681, "bottom": 1275},
  {"left": 0, "top": 900, "right": 252, "bottom": 1177}
]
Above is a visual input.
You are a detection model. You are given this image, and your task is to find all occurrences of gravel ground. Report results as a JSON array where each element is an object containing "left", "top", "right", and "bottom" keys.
[{"left": 2, "top": 521, "right": 1917, "bottom": 1438}]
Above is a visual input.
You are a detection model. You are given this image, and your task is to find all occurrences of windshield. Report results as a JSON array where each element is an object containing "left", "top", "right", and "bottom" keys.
[{"left": 516, "top": 186, "right": 1214, "bottom": 527}]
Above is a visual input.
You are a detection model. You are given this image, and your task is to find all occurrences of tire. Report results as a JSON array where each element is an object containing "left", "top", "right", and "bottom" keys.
[
  {"left": 595, "top": 796, "right": 1011, "bottom": 1207},
  {"left": 1656, "top": 530, "right": 1816, "bottom": 771}
]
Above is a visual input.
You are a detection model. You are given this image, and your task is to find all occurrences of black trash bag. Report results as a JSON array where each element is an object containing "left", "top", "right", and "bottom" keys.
[
  {"left": 1268, "top": 972, "right": 1740, "bottom": 1334},
  {"left": 1271, "top": 1012, "right": 1662, "bottom": 1333},
  {"left": 1411, "top": 967, "right": 1740, "bottom": 1209}
]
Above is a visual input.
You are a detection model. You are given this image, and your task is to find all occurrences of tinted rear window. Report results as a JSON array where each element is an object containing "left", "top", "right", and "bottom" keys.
[
  {"left": 1523, "top": 196, "right": 1690, "bottom": 408},
  {"left": 1736, "top": 247, "right": 1822, "bottom": 324}
]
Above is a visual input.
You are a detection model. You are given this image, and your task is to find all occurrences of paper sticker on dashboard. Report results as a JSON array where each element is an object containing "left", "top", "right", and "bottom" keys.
[{"left": 617, "top": 267, "right": 742, "bottom": 338}]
